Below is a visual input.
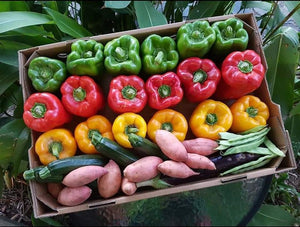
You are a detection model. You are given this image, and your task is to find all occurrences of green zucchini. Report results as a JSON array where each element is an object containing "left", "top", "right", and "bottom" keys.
[
  {"left": 23, "top": 166, "right": 64, "bottom": 183},
  {"left": 90, "top": 131, "right": 139, "bottom": 168},
  {"left": 39, "top": 154, "right": 108, "bottom": 179},
  {"left": 127, "top": 133, "right": 168, "bottom": 160}
]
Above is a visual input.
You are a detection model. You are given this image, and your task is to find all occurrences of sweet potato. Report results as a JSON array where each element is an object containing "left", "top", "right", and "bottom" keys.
[
  {"left": 158, "top": 160, "right": 199, "bottom": 178},
  {"left": 121, "top": 177, "right": 137, "bottom": 196},
  {"left": 182, "top": 138, "right": 218, "bottom": 156},
  {"left": 62, "top": 165, "right": 108, "bottom": 187},
  {"left": 155, "top": 130, "right": 188, "bottom": 162},
  {"left": 123, "top": 156, "right": 163, "bottom": 182},
  {"left": 184, "top": 153, "right": 216, "bottom": 170},
  {"left": 47, "top": 182, "right": 64, "bottom": 199},
  {"left": 97, "top": 160, "right": 122, "bottom": 198},
  {"left": 57, "top": 185, "right": 92, "bottom": 206}
]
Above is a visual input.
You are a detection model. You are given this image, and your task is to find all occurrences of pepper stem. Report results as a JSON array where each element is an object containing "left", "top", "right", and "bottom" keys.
[
  {"left": 73, "top": 87, "right": 86, "bottom": 102},
  {"left": 238, "top": 60, "right": 253, "bottom": 73},
  {"left": 161, "top": 122, "right": 173, "bottom": 132},
  {"left": 30, "top": 103, "right": 47, "bottom": 118},
  {"left": 193, "top": 70, "right": 207, "bottom": 83},
  {"left": 125, "top": 124, "right": 139, "bottom": 135},
  {"left": 48, "top": 141, "right": 63, "bottom": 159},
  {"left": 154, "top": 51, "right": 164, "bottom": 65},
  {"left": 88, "top": 129, "right": 101, "bottom": 140},
  {"left": 158, "top": 85, "right": 171, "bottom": 98},
  {"left": 122, "top": 85, "right": 137, "bottom": 100},
  {"left": 83, "top": 50, "right": 93, "bottom": 58},
  {"left": 222, "top": 25, "right": 235, "bottom": 40},
  {"left": 206, "top": 113, "right": 218, "bottom": 125},
  {"left": 246, "top": 106, "right": 258, "bottom": 118},
  {"left": 191, "top": 30, "right": 204, "bottom": 40},
  {"left": 115, "top": 47, "right": 127, "bottom": 61}
]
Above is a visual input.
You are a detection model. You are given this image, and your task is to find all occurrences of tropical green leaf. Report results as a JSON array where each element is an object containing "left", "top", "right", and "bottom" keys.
[
  {"left": 0, "top": 39, "right": 31, "bottom": 67},
  {"left": 289, "top": 102, "right": 300, "bottom": 117},
  {"left": 248, "top": 204, "right": 297, "bottom": 226},
  {"left": 10, "top": 125, "right": 30, "bottom": 176},
  {"left": 0, "top": 119, "right": 27, "bottom": 169},
  {"left": 284, "top": 2, "right": 300, "bottom": 27},
  {"left": 105, "top": 1, "right": 131, "bottom": 9},
  {"left": 0, "top": 25, "right": 53, "bottom": 37},
  {"left": 134, "top": 1, "right": 167, "bottom": 28},
  {"left": 0, "top": 63, "right": 18, "bottom": 96},
  {"left": 0, "top": 1, "right": 29, "bottom": 12},
  {"left": 31, "top": 214, "right": 64, "bottom": 227},
  {"left": 285, "top": 104, "right": 300, "bottom": 155},
  {"left": 240, "top": 1, "right": 272, "bottom": 12},
  {"left": 188, "top": 1, "right": 221, "bottom": 19},
  {"left": 0, "top": 11, "right": 53, "bottom": 33},
  {"left": 264, "top": 26, "right": 300, "bottom": 120},
  {"left": 43, "top": 7, "right": 93, "bottom": 38}
]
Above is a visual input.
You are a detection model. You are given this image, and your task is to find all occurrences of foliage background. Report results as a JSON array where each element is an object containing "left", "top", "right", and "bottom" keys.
[{"left": 0, "top": 1, "right": 299, "bottom": 226}]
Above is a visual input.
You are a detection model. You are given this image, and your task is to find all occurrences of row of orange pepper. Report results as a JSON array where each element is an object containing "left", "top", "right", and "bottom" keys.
[{"left": 35, "top": 94, "right": 270, "bottom": 166}]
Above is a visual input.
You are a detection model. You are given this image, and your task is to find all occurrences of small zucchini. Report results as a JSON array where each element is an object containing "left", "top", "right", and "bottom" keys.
[
  {"left": 39, "top": 154, "right": 108, "bottom": 179},
  {"left": 23, "top": 166, "right": 64, "bottom": 183},
  {"left": 127, "top": 133, "right": 168, "bottom": 160},
  {"left": 90, "top": 131, "right": 139, "bottom": 168}
]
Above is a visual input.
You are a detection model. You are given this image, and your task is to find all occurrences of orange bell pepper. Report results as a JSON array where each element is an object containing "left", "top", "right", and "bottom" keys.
[
  {"left": 75, "top": 115, "right": 114, "bottom": 154},
  {"left": 190, "top": 99, "right": 233, "bottom": 140},
  {"left": 230, "top": 95, "right": 270, "bottom": 133},
  {"left": 35, "top": 128, "right": 77, "bottom": 165},
  {"left": 147, "top": 109, "right": 188, "bottom": 142}
]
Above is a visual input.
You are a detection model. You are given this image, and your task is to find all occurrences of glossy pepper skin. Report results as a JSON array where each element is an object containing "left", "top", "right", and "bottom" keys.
[
  {"left": 60, "top": 75, "right": 105, "bottom": 118},
  {"left": 230, "top": 95, "right": 270, "bottom": 133},
  {"left": 190, "top": 99, "right": 233, "bottom": 140},
  {"left": 214, "top": 50, "right": 265, "bottom": 100},
  {"left": 147, "top": 109, "right": 188, "bottom": 143},
  {"left": 28, "top": 57, "right": 67, "bottom": 92},
  {"left": 177, "top": 57, "right": 221, "bottom": 102},
  {"left": 112, "top": 113, "right": 147, "bottom": 148},
  {"left": 108, "top": 75, "right": 147, "bottom": 113},
  {"left": 66, "top": 39, "right": 104, "bottom": 76},
  {"left": 75, "top": 115, "right": 114, "bottom": 154},
  {"left": 141, "top": 34, "right": 179, "bottom": 75},
  {"left": 211, "top": 17, "right": 249, "bottom": 57},
  {"left": 35, "top": 128, "right": 77, "bottom": 165},
  {"left": 177, "top": 20, "right": 216, "bottom": 59},
  {"left": 145, "top": 72, "right": 183, "bottom": 110},
  {"left": 104, "top": 35, "right": 141, "bottom": 75},
  {"left": 23, "top": 93, "right": 71, "bottom": 132}
]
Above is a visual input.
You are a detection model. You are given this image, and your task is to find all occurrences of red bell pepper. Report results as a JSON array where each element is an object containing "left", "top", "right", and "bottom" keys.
[
  {"left": 145, "top": 72, "right": 183, "bottom": 110},
  {"left": 60, "top": 75, "right": 104, "bottom": 117},
  {"left": 108, "top": 75, "right": 147, "bottom": 113},
  {"left": 23, "top": 92, "right": 71, "bottom": 132},
  {"left": 177, "top": 57, "right": 221, "bottom": 102},
  {"left": 214, "top": 50, "right": 265, "bottom": 100}
]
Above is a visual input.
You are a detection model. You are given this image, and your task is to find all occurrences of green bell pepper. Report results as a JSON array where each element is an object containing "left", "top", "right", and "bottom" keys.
[
  {"left": 176, "top": 20, "right": 216, "bottom": 59},
  {"left": 141, "top": 34, "right": 179, "bottom": 75},
  {"left": 104, "top": 35, "right": 141, "bottom": 75},
  {"left": 28, "top": 56, "right": 67, "bottom": 92},
  {"left": 211, "top": 17, "right": 249, "bottom": 57},
  {"left": 66, "top": 39, "right": 104, "bottom": 76}
]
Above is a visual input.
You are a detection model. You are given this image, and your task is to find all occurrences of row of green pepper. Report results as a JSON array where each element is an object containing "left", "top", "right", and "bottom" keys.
[{"left": 28, "top": 17, "right": 249, "bottom": 92}]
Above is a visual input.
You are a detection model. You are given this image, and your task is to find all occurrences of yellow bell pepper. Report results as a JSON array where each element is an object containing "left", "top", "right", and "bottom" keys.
[
  {"left": 74, "top": 115, "right": 114, "bottom": 154},
  {"left": 230, "top": 95, "right": 270, "bottom": 133},
  {"left": 190, "top": 99, "right": 232, "bottom": 140},
  {"left": 112, "top": 112, "right": 147, "bottom": 148},
  {"left": 35, "top": 128, "right": 77, "bottom": 165},
  {"left": 147, "top": 109, "right": 188, "bottom": 142}
]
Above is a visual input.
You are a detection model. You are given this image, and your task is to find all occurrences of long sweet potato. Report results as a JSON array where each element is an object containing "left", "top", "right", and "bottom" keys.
[
  {"left": 62, "top": 165, "right": 108, "bottom": 187},
  {"left": 185, "top": 153, "right": 216, "bottom": 170},
  {"left": 155, "top": 130, "right": 188, "bottom": 162},
  {"left": 97, "top": 160, "right": 122, "bottom": 198},
  {"left": 121, "top": 177, "right": 137, "bottom": 196},
  {"left": 123, "top": 156, "right": 163, "bottom": 182},
  {"left": 47, "top": 182, "right": 64, "bottom": 199},
  {"left": 182, "top": 138, "right": 218, "bottom": 156},
  {"left": 158, "top": 160, "right": 199, "bottom": 178},
  {"left": 57, "top": 185, "right": 92, "bottom": 206}
]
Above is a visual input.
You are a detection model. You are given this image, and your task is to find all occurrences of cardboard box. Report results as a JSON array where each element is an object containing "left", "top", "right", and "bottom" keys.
[{"left": 18, "top": 13, "right": 297, "bottom": 218}]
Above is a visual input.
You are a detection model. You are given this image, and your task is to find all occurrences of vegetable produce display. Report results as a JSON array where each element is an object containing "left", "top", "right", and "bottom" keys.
[{"left": 22, "top": 17, "right": 287, "bottom": 208}]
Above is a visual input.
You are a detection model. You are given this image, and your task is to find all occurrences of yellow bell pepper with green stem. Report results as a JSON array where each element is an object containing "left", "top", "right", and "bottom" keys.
[{"left": 190, "top": 99, "right": 233, "bottom": 140}]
